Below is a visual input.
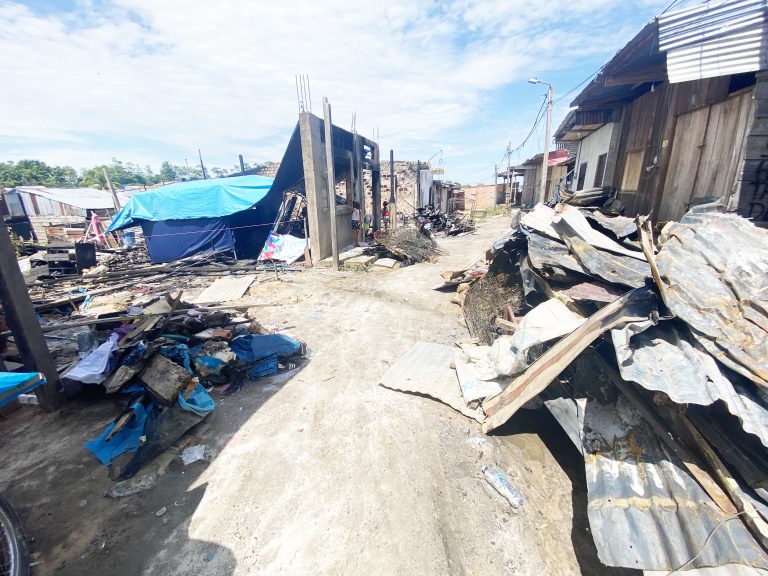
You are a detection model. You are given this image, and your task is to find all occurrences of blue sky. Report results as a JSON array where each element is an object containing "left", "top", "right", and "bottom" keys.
[{"left": 0, "top": 0, "right": 685, "bottom": 184}]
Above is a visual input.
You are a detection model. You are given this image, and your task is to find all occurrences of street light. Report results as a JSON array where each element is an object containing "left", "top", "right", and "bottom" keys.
[{"left": 528, "top": 78, "right": 554, "bottom": 205}]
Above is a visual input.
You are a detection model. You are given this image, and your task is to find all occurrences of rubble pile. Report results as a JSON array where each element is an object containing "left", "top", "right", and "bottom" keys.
[
  {"left": 419, "top": 201, "right": 768, "bottom": 572},
  {"left": 61, "top": 291, "right": 306, "bottom": 479},
  {"left": 3, "top": 244, "right": 306, "bottom": 480},
  {"left": 376, "top": 228, "right": 441, "bottom": 263}
]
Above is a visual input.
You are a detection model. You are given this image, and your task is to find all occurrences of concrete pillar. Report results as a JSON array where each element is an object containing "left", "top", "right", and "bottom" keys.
[{"left": 299, "top": 112, "right": 330, "bottom": 264}]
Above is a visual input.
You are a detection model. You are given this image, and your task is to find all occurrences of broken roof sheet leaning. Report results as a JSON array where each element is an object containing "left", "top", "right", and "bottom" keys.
[
  {"left": 582, "top": 394, "right": 768, "bottom": 571},
  {"left": 611, "top": 321, "right": 768, "bottom": 448},
  {"left": 654, "top": 207, "right": 768, "bottom": 388},
  {"left": 10, "top": 185, "right": 131, "bottom": 210},
  {"left": 107, "top": 175, "right": 275, "bottom": 231}
]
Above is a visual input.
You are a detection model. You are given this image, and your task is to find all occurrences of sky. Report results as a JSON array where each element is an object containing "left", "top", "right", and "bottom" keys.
[{"left": 0, "top": 0, "right": 684, "bottom": 184}]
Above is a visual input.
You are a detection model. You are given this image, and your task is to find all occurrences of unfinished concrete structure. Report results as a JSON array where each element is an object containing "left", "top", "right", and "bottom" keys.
[{"left": 269, "top": 112, "right": 380, "bottom": 264}]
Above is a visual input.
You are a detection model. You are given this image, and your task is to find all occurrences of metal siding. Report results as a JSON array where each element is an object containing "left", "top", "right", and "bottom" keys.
[{"left": 659, "top": 0, "right": 768, "bottom": 83}]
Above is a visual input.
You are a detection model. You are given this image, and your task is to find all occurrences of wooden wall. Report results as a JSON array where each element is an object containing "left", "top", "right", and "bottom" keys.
[{"left": 737, "top": 71, "right": 768, "bottom": 225}]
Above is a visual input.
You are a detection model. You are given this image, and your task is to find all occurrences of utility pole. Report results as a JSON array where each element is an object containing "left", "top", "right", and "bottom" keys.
[
  {"left": 539, "top": 84, "right": 554, "bottom": 204},
  {"left": 323, "top": 97, "right": 339, "bottom": 270},
  {"left": 102, "top": 168, "right": 121, "bottom": 211},
  {"left": 506, "top": 142, "right": 511, "bottom": 205},
  {"left": 494, "top": 163, "right": 498, "bottom": 191},
  {"left": 239, "top": 154, "right": 246, "bottom": 174},
  {"left": 198, "top": 148, "right": 208, "bottom": 180}
]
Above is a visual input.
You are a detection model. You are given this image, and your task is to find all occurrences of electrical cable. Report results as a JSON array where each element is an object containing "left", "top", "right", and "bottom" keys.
[{"left": 665, "top": 511, "right": 751, "bottom": 575}]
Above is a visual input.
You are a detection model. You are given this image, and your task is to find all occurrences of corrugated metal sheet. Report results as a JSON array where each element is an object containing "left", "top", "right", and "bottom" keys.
[
  {"left": 611, "top": 322, "right": 768, "bottom": 447},
  {"left": 9, "top": 186, "right": 130, "bottom": 212},
  {"left": 655, "top": 207, "right": 768, "bottom": 388},
  {"left": 658, "top": 0, "right": 768, "bottom": 83},
  {"left": 584, "top": 396, "right": 768, "bottom": 571},
  {"left": 552, "top": 352, "right": 768, "bottom": 572}
]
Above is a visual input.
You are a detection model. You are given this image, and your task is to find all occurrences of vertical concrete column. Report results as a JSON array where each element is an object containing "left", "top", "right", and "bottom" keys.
[{"left": 299, "top": 112, "right": 330, "bottom": 263}]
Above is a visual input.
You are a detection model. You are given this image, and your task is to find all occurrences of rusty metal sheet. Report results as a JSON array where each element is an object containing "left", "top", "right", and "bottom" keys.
[
  {"left": 554, "top": 204, "right": 647, "bottom": 261},
  {"left": 655, "top": 208, "right": 768, "bottom": 388},
  {"left": 557, "top": 230, "right": 651, "bottom": 288},
  {"left": 580, "top": 209, "right": 639, "bottom": 239},
  {"left": 526, "top": 232, "right": 589, "bottom": 280},
  {"left": 611, "top": 322, "right": 768, "bottom": 448},
  {"left": 583, "top": 395, "right": 768, "bottom": 571},
  {"left": 557, "top": 281, "right": 626, "bottom": 303}
]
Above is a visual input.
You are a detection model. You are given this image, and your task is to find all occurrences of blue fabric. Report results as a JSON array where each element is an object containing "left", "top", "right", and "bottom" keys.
[
  {"left": 85, "top": 400, "right": 152, "bottom": 466},
  {"left": 0, "top": 372, "right": 45, "bottom": 408},
  {"left": 247, "top": 356, "right": 279, "bottom": 379},
  {"left": 141, "top": 217, "right": 235, "bottom": 264},
  {"left": 178, "top": 384, "right": 215, "bottom": 417},
  {"left": 108, "top": 175, "right": 275, "bottom": 231},
  {"left": 230, "top": 334, "right": 302, "bottom": 363}
]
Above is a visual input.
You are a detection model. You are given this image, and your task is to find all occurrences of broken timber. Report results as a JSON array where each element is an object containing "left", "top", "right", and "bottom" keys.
[{"left": 481, "top": 288, "right": 658, "bottom": 433}]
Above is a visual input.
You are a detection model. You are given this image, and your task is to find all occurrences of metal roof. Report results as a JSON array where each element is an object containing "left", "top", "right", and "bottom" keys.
[
  {"left": 655, "top": 207, "right": 768, "bottom": 388},
  {"left": 611, "top": 321, "right": 768, "bottom": 448},
  {"left": 546, "top": 352, "right": 768, "bottom": 572},
  {"left": 9, "top": 186, "right": 130, "bottom": 210},
  {"left": 658, "top": 0, "right": 768, "bottom": 83}
]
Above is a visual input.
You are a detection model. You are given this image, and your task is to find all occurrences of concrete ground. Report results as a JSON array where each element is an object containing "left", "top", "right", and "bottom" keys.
[{"left": 0, "top": 216, "right": 637, "bottom": 575}]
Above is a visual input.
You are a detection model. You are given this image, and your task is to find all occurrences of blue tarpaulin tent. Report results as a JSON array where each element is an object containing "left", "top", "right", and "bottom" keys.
[{"left": 108, "top": 175, "right": 279, "bottom": 263}]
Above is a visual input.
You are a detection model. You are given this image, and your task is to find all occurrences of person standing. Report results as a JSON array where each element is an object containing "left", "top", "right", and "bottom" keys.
[
  {"left": 352, "top": 201, "right": 361, "bottom": 245},
  {"left": 383, "top": 201, "right": 390, "bottom": 232}
]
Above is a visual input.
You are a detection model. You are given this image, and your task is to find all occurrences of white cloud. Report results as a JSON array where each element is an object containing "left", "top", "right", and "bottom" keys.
[{"left": 0, "top": 0, "right": 672, "bottom": 178}]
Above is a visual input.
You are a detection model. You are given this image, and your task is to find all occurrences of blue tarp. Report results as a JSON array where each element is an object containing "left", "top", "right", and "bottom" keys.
[
  {"left": 0, "top": 372, "right": 45, "bottom": 408},
  {"left": 141, "top": 217, "right": 235, "bottom": 263},
  {"left": 108, "top": 175, "right": 275, "bottom": 232}
]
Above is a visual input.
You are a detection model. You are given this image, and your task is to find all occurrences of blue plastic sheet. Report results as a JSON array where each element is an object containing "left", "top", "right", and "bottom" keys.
[
  {"left": 230, "top": 334, "right": 302, "bottom": 364},
  {"left": 0, "top": 372, "right": 45, "bottom": 408},
  {"left": 108, "top": 175, "right": 274, "bottom": 231},
  {"left": 141, "top": 217, "right": 235, "bottom": 264},
  {"left": 85, "top": 400, "right": 152, "bottom": 466}
]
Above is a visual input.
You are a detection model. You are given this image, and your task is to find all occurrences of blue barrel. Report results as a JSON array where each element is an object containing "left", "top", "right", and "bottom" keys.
[{"left": 122, "top": 231, "right": 136, "bottom": 248}]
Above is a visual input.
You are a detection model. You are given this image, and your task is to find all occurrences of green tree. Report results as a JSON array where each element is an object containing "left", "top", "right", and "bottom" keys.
[{"left": 159, "top": 161, "right": 177, "bottom": 182}]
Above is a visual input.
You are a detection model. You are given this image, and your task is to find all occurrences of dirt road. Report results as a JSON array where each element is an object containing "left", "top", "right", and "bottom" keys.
[{"left": 0, "top": 216, "right": 628, "bottom": 575}]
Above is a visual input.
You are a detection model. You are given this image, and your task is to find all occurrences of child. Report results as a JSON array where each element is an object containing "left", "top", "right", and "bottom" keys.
[
  {"left": 383, "top": 201, "right": 390, "bottom": 232},
  {"left": 352, "top": 201, "right": 361, "bottom": 245}
]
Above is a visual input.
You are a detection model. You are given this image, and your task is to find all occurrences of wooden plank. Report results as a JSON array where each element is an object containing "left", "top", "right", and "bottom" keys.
[{"left": 658, "top": 106, "right": 709, "bottom": 221}]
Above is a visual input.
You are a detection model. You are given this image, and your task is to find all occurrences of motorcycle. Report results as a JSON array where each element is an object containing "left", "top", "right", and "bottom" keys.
[{"left": 0, "top": 495, "right": 29, "bottom": 576}]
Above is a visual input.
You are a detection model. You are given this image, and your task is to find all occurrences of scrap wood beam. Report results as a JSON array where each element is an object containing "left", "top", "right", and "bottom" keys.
[
  {"left": 481, "top": 287, "right": 658, "bottom": 433},
  {"left": 0, "top": 221, "right": 65, "bottom": 411}
]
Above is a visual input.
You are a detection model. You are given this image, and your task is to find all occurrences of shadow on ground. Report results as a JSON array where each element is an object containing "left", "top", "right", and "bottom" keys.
[
  {"left": 493, "top": 408, "right": 641, "bottom": 576},
  {"left": 0, "top": 365, "right": 304, "bottom": 575}
]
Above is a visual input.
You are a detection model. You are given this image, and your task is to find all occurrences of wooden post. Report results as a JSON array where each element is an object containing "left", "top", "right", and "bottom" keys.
[
  {"left": 0, "top": 221, "right": 65, "bottom": 411},
  {"left": 239, "top": 154, "right": 246, "bottom": 174},
  {"left": 389, "top": 149, "right": 397, "bottom": 230},
  {"left": 323, "top": 97, "right": 339, "bottom": 270},
  {"left": 198, "top": 148, "right": 208, "bottom": 179},
  {"left": 416, "top": 160, "right": 421, "bottom": 210},
  {"left": 102, "top": 168, "right": 121, "bottom": 210}
]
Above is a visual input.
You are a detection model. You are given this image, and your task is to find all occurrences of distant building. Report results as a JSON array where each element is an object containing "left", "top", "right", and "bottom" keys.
[{"left": 2, "top": 186, "right": 130, "bottom": 243}]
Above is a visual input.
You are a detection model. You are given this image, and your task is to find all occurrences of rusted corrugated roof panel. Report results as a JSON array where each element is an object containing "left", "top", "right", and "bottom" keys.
[
  {"left": 611, "top": 322, "right": 768, "bottom": 447},
  {"left": 584, "top": 396, "right": 768, "bottom": 571},
  {"left": 655, "top": 207, "right": 768, "bottom": 388}
]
